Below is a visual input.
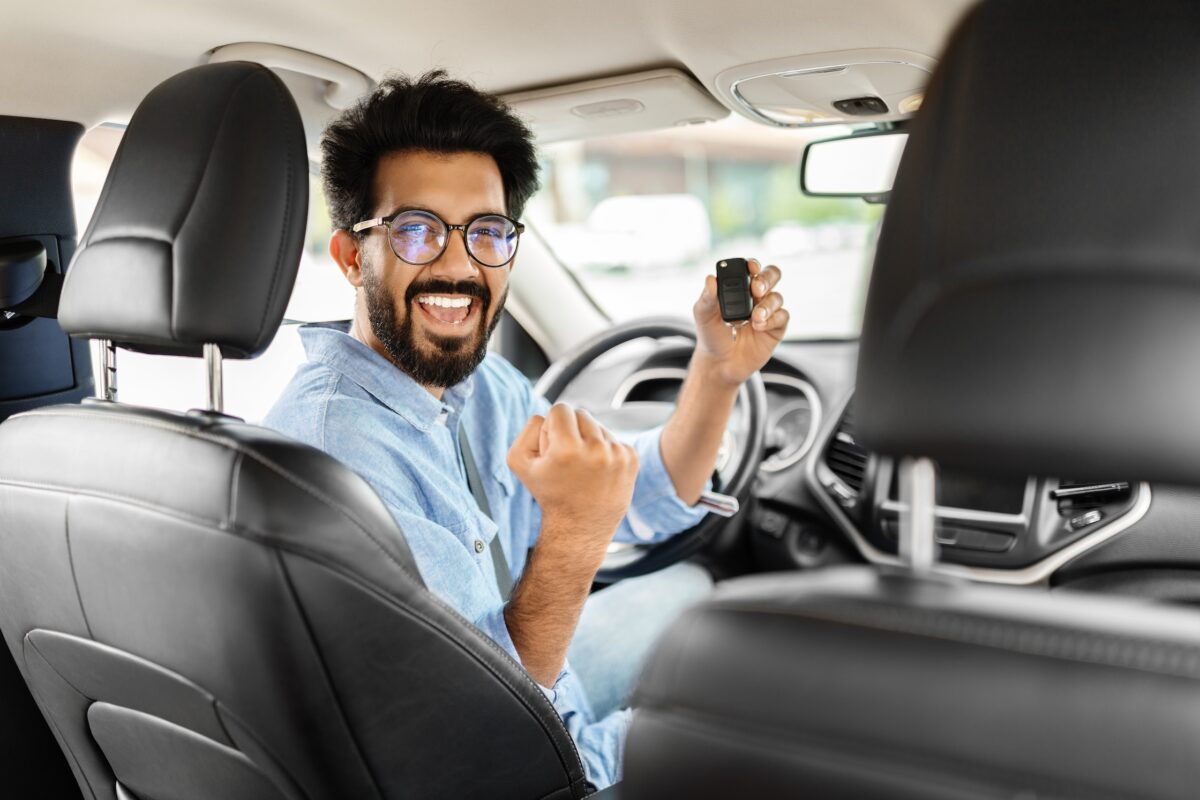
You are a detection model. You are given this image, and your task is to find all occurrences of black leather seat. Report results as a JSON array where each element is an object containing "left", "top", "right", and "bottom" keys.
[
  {"left": 0, "top": 62, "right": 590, "bottom": 800},
  {"left": 622, "top": 1, "right": 1200, "bottom": 798}
]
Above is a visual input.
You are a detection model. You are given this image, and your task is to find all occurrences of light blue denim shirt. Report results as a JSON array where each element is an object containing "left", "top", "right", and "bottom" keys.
[{"left": 263, "top": 325, "right": 705, "bottom": 788}]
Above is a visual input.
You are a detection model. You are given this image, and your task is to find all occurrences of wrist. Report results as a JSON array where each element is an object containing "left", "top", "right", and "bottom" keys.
[
  {"left": 690, "top": 350, "right": 743, "bottom": 391},
  {"left": 537, "top": 511, "right": 614, "bottom": 566}
]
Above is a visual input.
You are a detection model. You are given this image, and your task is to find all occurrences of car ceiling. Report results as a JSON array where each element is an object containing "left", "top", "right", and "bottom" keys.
[{"left": 4, "top": 0, "right": 975, "bottom": 132}]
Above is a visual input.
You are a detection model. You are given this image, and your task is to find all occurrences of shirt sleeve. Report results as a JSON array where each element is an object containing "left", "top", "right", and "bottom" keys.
[{"left": 615, "top": 425, "right": 708, "bottom": 543}]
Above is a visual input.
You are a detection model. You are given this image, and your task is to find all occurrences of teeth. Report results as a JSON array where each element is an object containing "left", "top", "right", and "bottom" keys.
[{"left": 418, "top": 295, "right": 472, "bottom": 309}]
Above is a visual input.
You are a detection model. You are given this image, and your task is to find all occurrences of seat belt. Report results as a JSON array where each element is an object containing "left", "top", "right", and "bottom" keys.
[{"left": 458, "top": 422, "right": 514, "bottom": 600}]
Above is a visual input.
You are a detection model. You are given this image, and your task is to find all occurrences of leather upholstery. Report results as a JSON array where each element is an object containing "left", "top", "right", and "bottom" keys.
[
  {"left": 625, "top": 2, "right": 1200, "bottom": 798},
  {"left": 57, "top": 61, "right": 307, "bottom": 359},
  {"left": 0, "top": 403, "right": 588, "bottom": 800},
  {"left": 856, "top": 0, "right": 1200, "bottom": 484},
  {"left": 0, "top": 63, "right": 589, "bottom": 799},
  {"left": 625, "top": 567, "right": 1200, "bottom": 800}
]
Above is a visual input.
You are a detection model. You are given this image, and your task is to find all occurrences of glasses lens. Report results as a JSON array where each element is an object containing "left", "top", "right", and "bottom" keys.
[
  {"left": 388, "top": 210, "right": 446, "bottom": 264},
  {"left": 466, "top": 215, "right": 519, "bottom": 266}
]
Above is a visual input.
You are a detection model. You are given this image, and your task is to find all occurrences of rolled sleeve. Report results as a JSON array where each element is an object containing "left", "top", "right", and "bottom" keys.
[{"left": 616, "top": 426, "right": 708, "bottom": 544}]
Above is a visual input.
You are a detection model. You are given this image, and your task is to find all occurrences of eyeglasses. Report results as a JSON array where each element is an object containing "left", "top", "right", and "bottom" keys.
[{"left": 351, "top": 209, "right": 525, "bottom": 268}]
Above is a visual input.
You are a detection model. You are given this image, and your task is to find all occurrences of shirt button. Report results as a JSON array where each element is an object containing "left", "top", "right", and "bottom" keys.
[{"left": 474, "top": 539, "right": 485, "bottom": 554}]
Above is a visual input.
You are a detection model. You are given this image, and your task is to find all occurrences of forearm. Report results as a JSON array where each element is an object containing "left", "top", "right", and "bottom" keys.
[
  {"left": 504, "top": 516, "right": 608, "bottom": 687},
  {"left": 660, "top": 353, "right": 740, "bottom": 504}
]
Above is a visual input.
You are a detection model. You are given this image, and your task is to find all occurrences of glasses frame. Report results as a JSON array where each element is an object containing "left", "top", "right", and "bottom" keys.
[{"left": 351, "top": 209, "right": 526, "bottom": 268}]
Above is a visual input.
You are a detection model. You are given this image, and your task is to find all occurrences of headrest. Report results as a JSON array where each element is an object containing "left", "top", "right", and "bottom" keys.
[
  {"left": 58, "top": 62, "right": 308, "bottom": 358},
  {"left": 857, "top": 0, "right": 1200, "bottom": 485}
]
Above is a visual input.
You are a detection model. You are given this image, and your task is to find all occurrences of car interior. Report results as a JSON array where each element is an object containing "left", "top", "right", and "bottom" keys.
[{"left": 4, "top": 0, "right": 1200, "bottom": 798}]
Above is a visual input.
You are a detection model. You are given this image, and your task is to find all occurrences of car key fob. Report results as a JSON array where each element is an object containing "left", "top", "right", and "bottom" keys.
[{"left": 716, "top": 258, "right": 753, "bottom": 323}]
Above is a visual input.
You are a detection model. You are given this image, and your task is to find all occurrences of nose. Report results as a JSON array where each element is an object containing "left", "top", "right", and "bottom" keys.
[{"left": 427, "top": 227, "right": 482, "bottom": 283}]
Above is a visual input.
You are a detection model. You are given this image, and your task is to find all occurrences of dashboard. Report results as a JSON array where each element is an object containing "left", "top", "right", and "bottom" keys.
[{"left": 560, "top": 334, "right": 1200, "bottom": 601}]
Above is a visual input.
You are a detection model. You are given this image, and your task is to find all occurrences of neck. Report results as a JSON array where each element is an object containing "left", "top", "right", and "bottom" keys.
[{"left": 349, "top": 310, "right": 445, "bottom": 401}]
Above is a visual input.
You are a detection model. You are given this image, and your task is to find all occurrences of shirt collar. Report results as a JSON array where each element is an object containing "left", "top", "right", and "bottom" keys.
[{"left": 298, "top": 324, "right": 477, "bottom": 432}]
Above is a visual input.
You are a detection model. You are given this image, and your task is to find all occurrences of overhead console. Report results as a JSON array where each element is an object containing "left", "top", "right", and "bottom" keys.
[{"left": 807, "top": 392, "right": 1150, "bottom": 584}]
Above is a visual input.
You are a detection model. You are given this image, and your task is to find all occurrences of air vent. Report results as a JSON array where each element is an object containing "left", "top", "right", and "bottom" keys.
[
  {"left": 826, "top": 403, "right": 869, "bottom": 495},
  {"left": 1053, "top": 481, "right": 1132, "bottom": 514}
]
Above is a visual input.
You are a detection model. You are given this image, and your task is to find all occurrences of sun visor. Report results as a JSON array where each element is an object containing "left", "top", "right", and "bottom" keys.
[
  {"left": 503, "top": 69, "right": 728, "bottom": 144},
  {"left": 715, "top": 49, "right": 935, "bottom": 127}
]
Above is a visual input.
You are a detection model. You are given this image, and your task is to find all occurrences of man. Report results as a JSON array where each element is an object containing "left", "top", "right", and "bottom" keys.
[{"left": 265, "top": 71, "right": 789, "bottom": 789}]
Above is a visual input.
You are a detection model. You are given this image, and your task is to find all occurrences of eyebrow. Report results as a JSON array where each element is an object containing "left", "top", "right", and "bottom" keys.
[{"left": 383, "top": 205, "right": 508, "bottom": 221}]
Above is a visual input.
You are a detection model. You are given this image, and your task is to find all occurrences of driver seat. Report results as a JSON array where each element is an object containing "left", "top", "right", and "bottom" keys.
[{"left": 0, "top": 62, "right": 590, "bottom": 800}]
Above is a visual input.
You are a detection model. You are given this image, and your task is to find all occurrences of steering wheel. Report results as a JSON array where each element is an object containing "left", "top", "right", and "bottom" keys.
[{"left": 534, "top": 317, "right": 768, "bottom": 582}]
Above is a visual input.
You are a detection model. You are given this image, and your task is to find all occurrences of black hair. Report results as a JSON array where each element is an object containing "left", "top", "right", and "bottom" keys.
[{"left": 320, "top": 70, "right": 540, "bottom": 232}]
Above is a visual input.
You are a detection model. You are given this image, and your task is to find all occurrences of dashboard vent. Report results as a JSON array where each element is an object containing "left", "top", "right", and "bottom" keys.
[
  {"left": 1053, "top": 481, "right": 1132, "bottom": 513},
  {"left": 826, "top": 403, "right": 869, "bottom": 494}
]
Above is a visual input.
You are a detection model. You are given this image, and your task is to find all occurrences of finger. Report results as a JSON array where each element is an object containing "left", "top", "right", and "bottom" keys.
[
  {"left": 751, "top": 264, "right": 782, "bottom": 298},
  {"left": 575, "top": 408, "right": 607, "bottom": 444},
  {"left": 752, "top": 291, "right": 784, "bottom": 328},
  {"left": 694, "top": 275, "right": 720, "bottom": 320},
  {"left": 761, "top": 308, "right": 790, "bottom": 339},
  {"left": 511, "top": 414, "right": 545, "bottom": 459},
  {"left": 546, "top": 402, "right": 582, "bottom": 443}
]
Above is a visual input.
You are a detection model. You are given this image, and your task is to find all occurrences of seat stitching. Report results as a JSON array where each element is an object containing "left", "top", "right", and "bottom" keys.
[
  {"left": 63, "top": 498, "right": 94, "bottom": 639},
  {"left": 274, "top": 550, "right": 387, "bottom": 800},
  {"left": 9, "top": 410, "right": 423, "bottom": 584},
  {"left": 0, "top": 469, "right": 587, "bottom": 780},
  {"left": 274, "top": 549, "right": 587, "bottom": 784},
  {"left": 6, "top": 409, "right": 584, "bottom": 750},
  {"left": 171, "top": 68, "right": 259, "bottom": 343},
  {"left": 24, "top": 636, "right": 102, "bottom": 800},
  {"left": 250, "top": 70, "right": 297, "bottom": 345}
]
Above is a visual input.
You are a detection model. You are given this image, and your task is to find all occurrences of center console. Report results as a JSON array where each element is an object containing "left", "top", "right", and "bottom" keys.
[{"left": 807, "top": 392, "right": 1150, "bottom": 583}]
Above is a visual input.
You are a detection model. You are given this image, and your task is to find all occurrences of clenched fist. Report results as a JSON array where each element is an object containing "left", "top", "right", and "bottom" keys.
[{"left": 507, "top": 403, "right": 639, "bottom": 553}]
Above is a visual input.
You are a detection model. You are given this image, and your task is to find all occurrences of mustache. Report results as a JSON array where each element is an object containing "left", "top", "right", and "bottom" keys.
[{"left": 404, "top": 279, "right": 489, "bottom": 306}]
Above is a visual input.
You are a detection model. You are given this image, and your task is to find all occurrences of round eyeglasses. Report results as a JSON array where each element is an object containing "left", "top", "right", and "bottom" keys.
[{"left": 351, "top": 209, "right": 525, "bottom": 268}]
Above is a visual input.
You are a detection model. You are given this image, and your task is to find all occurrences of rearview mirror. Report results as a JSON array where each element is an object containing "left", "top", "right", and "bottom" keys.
[{"left": 800, "top": 130, "right": 908, "bottom": 200}]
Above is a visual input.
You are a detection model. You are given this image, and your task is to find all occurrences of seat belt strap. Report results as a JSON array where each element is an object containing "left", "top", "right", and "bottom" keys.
[{"left": 458, "top": 422, "right": 514, "bottom": 600}]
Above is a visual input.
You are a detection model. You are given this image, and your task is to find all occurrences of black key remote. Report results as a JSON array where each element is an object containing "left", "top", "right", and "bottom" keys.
[{"left": 716, "top": 258, "right": 753, "bottom": 323}]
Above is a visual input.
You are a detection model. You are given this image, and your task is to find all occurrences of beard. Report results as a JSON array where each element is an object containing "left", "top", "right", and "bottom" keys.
[{"left": 362, "top": 265, "right": 507, "bottom": 388}]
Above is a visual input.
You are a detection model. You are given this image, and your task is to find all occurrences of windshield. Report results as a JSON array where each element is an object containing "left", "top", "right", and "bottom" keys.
[{"left": 526, "top": 116, "right": 882, "bottom": 340}]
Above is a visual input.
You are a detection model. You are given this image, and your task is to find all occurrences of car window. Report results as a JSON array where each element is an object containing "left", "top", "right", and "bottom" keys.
[{"left": 526, "top": 116, "right": 882, "bottom": 340}]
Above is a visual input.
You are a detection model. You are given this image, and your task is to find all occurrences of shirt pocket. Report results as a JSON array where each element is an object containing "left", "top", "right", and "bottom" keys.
[{"left": 491, "top": 460, "right": 517, "bottom": 499}]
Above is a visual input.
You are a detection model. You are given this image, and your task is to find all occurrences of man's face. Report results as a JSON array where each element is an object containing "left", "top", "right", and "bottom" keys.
[{"left": 354, "top": 150, "right": 511, "bottom": 388}]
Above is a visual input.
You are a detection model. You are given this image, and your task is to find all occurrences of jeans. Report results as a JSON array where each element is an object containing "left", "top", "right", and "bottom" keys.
[{"left": 567, "top": 561, "right": 714, "bottom": 719}]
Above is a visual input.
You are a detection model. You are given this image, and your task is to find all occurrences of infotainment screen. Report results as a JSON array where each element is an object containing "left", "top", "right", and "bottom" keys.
[{"left": 890, "top": 469, "right": 1027, "bottom": 514}]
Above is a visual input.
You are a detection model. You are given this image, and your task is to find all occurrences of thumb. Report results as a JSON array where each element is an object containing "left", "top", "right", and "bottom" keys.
[
  {"left": 509, "top": 414, "right": 545, "bottom": 464},
  {"left": 694, "top": 275, "right": 720, "bottom": 323}
]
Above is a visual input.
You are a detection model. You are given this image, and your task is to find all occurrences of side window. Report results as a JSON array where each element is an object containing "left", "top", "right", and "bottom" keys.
[{"left": 71, "top": 126, "right": 353, "bottom": 422}]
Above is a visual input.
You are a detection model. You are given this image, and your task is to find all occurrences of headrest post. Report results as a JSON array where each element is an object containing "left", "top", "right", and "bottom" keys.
[
  {"left": 96, "top": 339, "right": 117, "bottom": 402},
  {"left": 204, "top": 343, "right": 223, "bottom": 414},
  {"left": 898, "top": 456, "right": 938, "bottom": 571}
]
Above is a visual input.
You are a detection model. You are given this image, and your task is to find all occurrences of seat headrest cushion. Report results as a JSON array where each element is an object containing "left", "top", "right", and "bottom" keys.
[
  {"left": 58, "top": 61, "right": 307, "bottom": 359},
  {"left": 857, "top": 0, "right": 1200, "bottom": 484}
]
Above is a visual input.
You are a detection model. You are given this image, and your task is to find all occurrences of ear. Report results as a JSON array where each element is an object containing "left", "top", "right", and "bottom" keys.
[{"left": 330, "top": 229, "right": 364, "bottom": 288}]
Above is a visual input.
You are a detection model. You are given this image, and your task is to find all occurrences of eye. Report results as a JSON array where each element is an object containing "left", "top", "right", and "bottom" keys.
[{"left": 469, "top": 217, "right": 514, "bottom": 240}]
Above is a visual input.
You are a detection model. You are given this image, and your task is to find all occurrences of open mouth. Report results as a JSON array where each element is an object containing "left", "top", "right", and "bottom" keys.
[{"left": 415, "top": 294, "right": 478, "bottom": 327}]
